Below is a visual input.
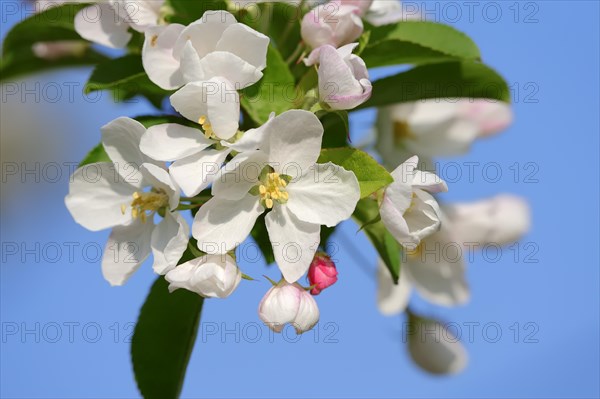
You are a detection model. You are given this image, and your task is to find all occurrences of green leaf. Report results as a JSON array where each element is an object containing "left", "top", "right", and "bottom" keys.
[
  {"left": 241, "top": 45, "right": 295, "bottom": 124},
  {"left": 318, "top": 148, "right": 393, "bottom": 198},
  {"left": 165, "top": 0, "right": 228, "bottom": 25},
  {"left": 359, "top": 61, "right": 511, "bottom": 109},
  {"left": 317, "top": 110, "right": 349, "bottom": 148},
  {"left": 85, "top": 55, "right": 171, "bottom": 108},
  {"left": 356, "top": 30, "right": 371, "bottom": 56},
  {"left": 362, "top": 21, "right": 480, "bottom": 68},
  {"left": 78, "top": 143, "right": 110, "bottom": 167},
  {"left": 132, "top": 247, "right": 204, "bottom": 399},
  {"left": 2, "top": 3, "right": 88, "bottom": 57},
  {"left": 0, "top": 46, "right": 108, "bottom": 82},
  {"left": 240, "top": 2, "right": 303, "bottom": 61},
  {"left": 353, "top": 199, "right": 401, "bottom": 283}
]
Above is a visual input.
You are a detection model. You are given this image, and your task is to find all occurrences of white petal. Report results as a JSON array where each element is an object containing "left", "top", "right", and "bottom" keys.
[
  {"left": 102, "top": 219, "right": 154, "bottom": 286},
  {"left": 74, "top": 4, "right": 131, "bottom": 49},
  {"left": 406, "top": 118, "right": 480, "bottom": 158},
  {"left": 445, "top": 195, "right": 531, "bottom": 246},
  {"left": 170, "top": 79, "right": 240, "bottom": 140},
  {"left": 170, "top": 82, "right": 208, "bottom": 123},
  {"left": 139, "top": 163, "right": 179, "bottom": 211},
  {"left": 408, "top": 318, "right": 468, "bottom": 375},
  {"left": 174, "top": 10, "right": 237, "bottom": 59},
  {"left": 142, "top": 24, "right": 185, "bottom": 90},
  {"left": 286, "top": 163, "right": 360, "bottom": 227},
  {"left": 294, "top": 289, "right": 320, "bottom": 334},
  {"left": 189, "top": 254, "right": 241, "bottom": 298},
  {"left": 65, "top": 162, "right": 136, "bottom": 231},
  {"left": 400, "top": 189, "right": 442, "bottom": 246},
  {"left": 197, "top": 51, "right": 263, "bottom": 89},
  {"left": 114, "top": 0, "right": 162, "bottom": 31},
  {"left": 193, "top": 194, "right": 263, "bottom": 254},
  {"left": 258, "top": 283, "right": 301, "bottom": 333},
  {"left": 267, "top": 110, "right": 324, "bottom": 175},
  {"left": 377, "top": 259, "right": 412, "bottom": 316},
  {"left": 179, "top": 41, "right": 206, "bottom": 83},
  {"left": 216, "top": 23, "right": 269, "bottom": 70},
  {"left": 151, "top": 211, "right": 189, "bottom": 275},
  {"left": 412, "top": 170, "right": 448, "bottom": 194},
  {"left": 101, "top": 117, "right": 157, "bottom": 186},
  {"left": 169, "top": 149, "right": 230, "bottom": 197},
  {"left": 140, "top": 123, "right": 212, "bottom": 161},
  {"left": 211, "top": 151, "right": 267, "bottom": 200},
  {"left": 265, "top": 205, "right": 320, "bottom": 283},
  {"left": 459, "top": 99, "right": 513, "bottom": 137},
  {"left": 406, "top": 230, "right": 470, "bottom": 307}
]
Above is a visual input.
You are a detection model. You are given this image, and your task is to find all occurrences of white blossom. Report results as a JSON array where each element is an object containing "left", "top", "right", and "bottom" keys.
[{"left": 259, "top": 280, "right": 320, "bottom": 333}]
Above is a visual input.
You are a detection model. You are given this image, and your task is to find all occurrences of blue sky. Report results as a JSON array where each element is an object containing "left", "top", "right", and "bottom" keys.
[{"left": 1, "top": 1, "right": 599, "bottom": 398}]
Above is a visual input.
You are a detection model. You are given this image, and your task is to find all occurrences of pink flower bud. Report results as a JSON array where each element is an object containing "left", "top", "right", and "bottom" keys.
[
  {"left": 301, "top": 1, "right": 364, "bottom": 49},
  {"left": 307, "top": 253, "right": 338, "bottom": 295}
]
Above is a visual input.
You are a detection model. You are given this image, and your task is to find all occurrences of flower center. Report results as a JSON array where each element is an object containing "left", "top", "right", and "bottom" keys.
[
  {"left": 198, "top": 115, "right": 215, "bottom": 139},
  {"left": 393, "top": 120, "right": 416, "bottom": 145},
  {"left": 258, "top": 172, "right": 289, "bottom": 209},
  {"left": 121, "top": 189, "right": 169, "bottom": 223}
]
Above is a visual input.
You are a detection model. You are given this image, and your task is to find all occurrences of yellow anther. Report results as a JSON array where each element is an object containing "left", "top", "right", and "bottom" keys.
[
  {"left": 126, "top": 190, "right": 168, "bottom": 223},
  {"left": 256, "top": 172, "right": 289, "bottom": 209},
  {"left": 259, "top": 185, "right": 267, "bottom": 195},
  {"left": 198, "top": 115, "right": 207, "bottom": 125},
  {"left": 265, "top": 198, "right": 274, "bottom": 209},
  {"left": 393, "top": 120, "right": 416, "bottom": 145}
]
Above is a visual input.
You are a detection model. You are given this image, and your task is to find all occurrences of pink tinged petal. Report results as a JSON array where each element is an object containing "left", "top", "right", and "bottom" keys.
[
  {"left": 286, "top": 163, "right": 360, "bottom": 227},
  {"left": 101, "top": 117, "right": 158, "bottom": 187},
  {"left": 169, "top": 149, "right": 230, "bottom": 197},
  {"left": 332, "top": 5, "right": 364, "bottom": 46},
  {"left": 301, "top": 8, "right": 335, "bottom": 49},
  {"left": 197, "top": 51, "right": 264, "bottom": 89},
  {"left": 294, "top": 289, "right": 320, "bottom": 333},
  {"left": 74, "top": 3, "right": 131, "bottom": 49},
  {"left": 340, "top": 0, "right": 373, "bottom": 15},
  {"left": 140, "top": 123, "right": 212, "bottom": 162},
  {"left": 412, "top": 170, "right": 448, "bottom": 194},
  {"left": 377, "top": 259, "right": 412, "bottom": 316},
  {"left": 408, "top": 318, "right": 468, "bottom": 375},
  {"left": 460, "top": 99, "right": 513, "bottom": 137},
  {"left": 151, "top": 211, "right": 189, "bottom": 275},
  {"left": 211, "top": 151, "right": 267, "bottom": 201},
  {"left": 142, "top": 24, "right": 185, "bottom": 90},
  {"left": 258, "top": 283, "right": 302, "bottom": 333},
  {"left": 406, "top": 118, "right": 479, "bottom": 158},
  {"left": 139, "top": 163, "right": 180, "bottom": 211},
  {"left": 265, "top": 205, "right": 320, "bottom": 283},
  {"left": 317, "top": 45, "right": 371, "bottom": 110},
  {"left": 193, "top": 194, "right": 263, "bottom": 254},
  {"left": 267, "top": 110, "right": 324, "bottom": 175},
  {"left": 102, "top": 219, "right": 154, "bottom": 286},
  {"left": 406, "top": 229, "right": 470, "bottom": 307},
  {"left": 174, "top": 10, "right": 237, "bottom": 59},
  {"left": 216, "top": 23, "right": 270, "bottom": 70},
  {"left": 65, "top": 162, "right": 137, "bottom": 232}
]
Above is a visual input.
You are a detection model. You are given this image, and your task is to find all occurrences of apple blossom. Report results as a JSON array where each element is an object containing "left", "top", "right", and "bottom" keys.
[
  {"left": 75, "top": 0, "right": 164, "bottom": 49},
  {"left": 380, "top": 156, "right": 448, "bottom": 248},
  {"left": 193, "top": 110, "right": 361, "bottom": 283},
  {"left": 142, "top": 10, "right": 269, "bottom": 90},
  {"left": 307, "top": 252, "right": 338, "bottom": 295},
  {"left": 258, "top": 280, "right": 320, "bottom": 333},
  {"left": 301, "top": 0, "right": 364, "bottom": 49},
  {"left": 376, "top": 99, "right": 513, "bottom": 169},
  {"left": 445, "top": 194, "right": 531, "bottom": 247},
  {"left": 304, "top": 43, "right": 372, "bottom": 110},
  {"left": 377, "top": 227, "right": 469, "bottom": 316},
  {"left": 340, "top": 0, "right": 373, "bottom": 15},
  {"left": 138, "top": 108, "right": 267, "bottom": 197},
  {"left": 64, "top": 117, "right": 188, "bottom": 286},
  {"left": 407, "top": 315, "right": 468, "bottom": 375},
  {"left": 165, "top": 254, "right": 242, "bottom": 298},
  {"left": 366, "top": 0, "right": 422, "bottom": 26}
]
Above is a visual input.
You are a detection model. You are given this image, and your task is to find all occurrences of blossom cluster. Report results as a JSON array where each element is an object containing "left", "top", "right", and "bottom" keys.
[{"left": 56, "top": 0, "right": 531, "bottom": 373}]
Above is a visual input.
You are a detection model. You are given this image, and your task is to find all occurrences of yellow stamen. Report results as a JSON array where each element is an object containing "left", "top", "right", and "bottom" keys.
[
  {"left": 124, "top": 190, "right": 169, "bottom": 223},
  {"left": 257, "top": 172, "right": 289, "bottom": 209},
  {"left": 393, "top": 120, "right": 416, "bottom": 145},
  {"left": 265, "top": 198, "right": 274, "bottom": 209}
]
